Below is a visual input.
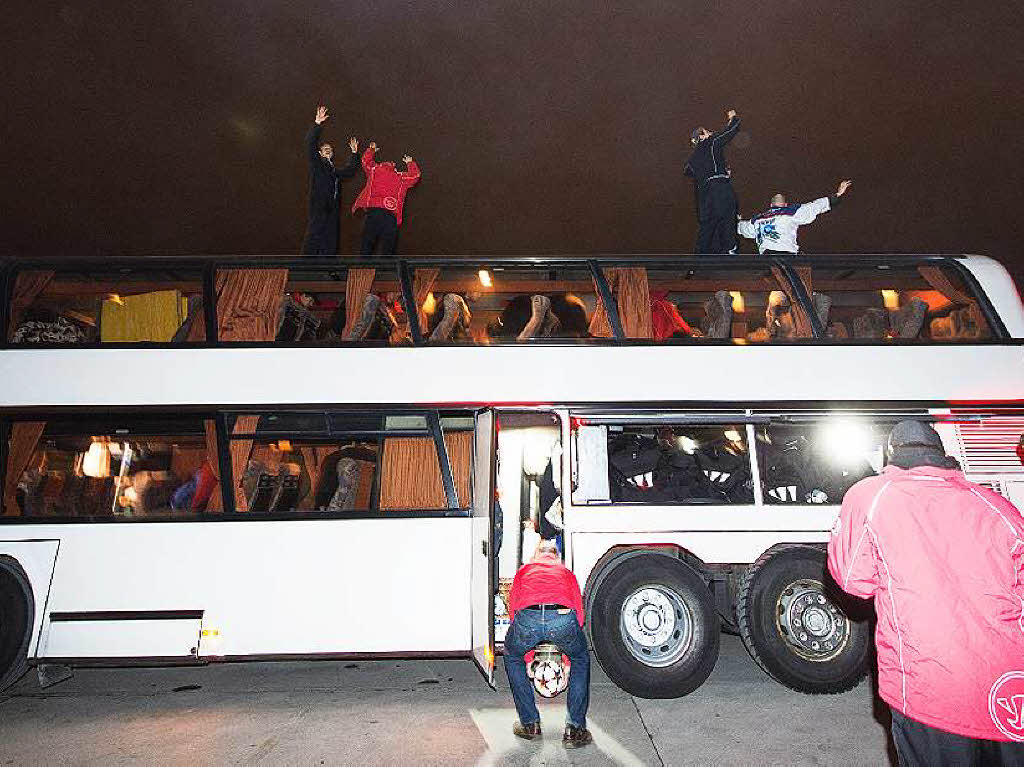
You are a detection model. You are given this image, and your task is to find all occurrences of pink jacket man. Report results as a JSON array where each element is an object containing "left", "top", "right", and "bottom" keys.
[{"left": 828, "top": 461, "right": 1024, "bottom": 742}]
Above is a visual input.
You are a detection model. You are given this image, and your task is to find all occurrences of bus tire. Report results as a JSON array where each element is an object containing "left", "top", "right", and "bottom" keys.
[
  {"left": 590, "top": 554, "right": 719, "bottom": 699},
  {"left": 737, "top": 545, "right": 870, "bottom": 694},
  {"left": 0, "top": 561, "right": 33, "bottom": 693}
]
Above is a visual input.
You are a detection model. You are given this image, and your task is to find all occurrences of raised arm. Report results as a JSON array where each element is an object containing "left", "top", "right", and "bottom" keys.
[
  {"left": 361, "top": 143, "right": 378, "bottom": 173},
  {"left": 793, "top": 179, "right": 851, "bottom": 224},
  {"left": 336, "top": 137, "right": 360, "bottom": 180},
  {"left": 711, "top": 109, "right": 741, "bottom": 146},
  {"left": 307, "top": 105, "right": 328, "bottom": 165},
  {"left": 399, "top": 155, "right": 421, "bottom": 187}
]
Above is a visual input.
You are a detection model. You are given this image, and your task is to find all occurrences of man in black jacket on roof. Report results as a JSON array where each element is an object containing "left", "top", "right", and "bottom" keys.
[
  {"left": 685, "top": 108, "right": 741, "bottom": 254},
  {"left": 301, "top": 104, "right": 360, "bottom": 255}
]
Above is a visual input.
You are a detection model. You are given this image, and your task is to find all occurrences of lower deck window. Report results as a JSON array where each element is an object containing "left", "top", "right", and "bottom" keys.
[
  {"left": 606, "top": 425, "right": 754, "bottom": 504},
  {"left": 3, "top": 418, "right": 215, "bottom": 519}
]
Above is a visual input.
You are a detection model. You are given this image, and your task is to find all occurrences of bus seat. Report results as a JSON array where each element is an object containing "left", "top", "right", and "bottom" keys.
[
  {"left": 889, "top": 297, "right": 928, "bottom": 339},
  {"left": 701, "top": 290, "right": 733, "bottom": 339},
  {"left": 429, "top": 294, "right": 472, "bottom": 342},
  {"left": 853, "top": 308, "right": 888, "bottom": 339}
]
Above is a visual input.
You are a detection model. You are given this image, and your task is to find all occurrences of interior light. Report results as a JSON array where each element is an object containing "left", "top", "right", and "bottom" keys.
[
  {"left": 478, "top": 270, "right": 493, "bottom": 288},
  {"left": 276, "top": 440, "right": 292, "bottom": 452},
  {"left": 723, "top": 428, "right": 743, "bottom": 443},
  {"left": 82, "top": 439, "right": 111, "bottom": 478},
  {"left": 422, "top": 292, "right": 436, "bottom": 315},
  {"left": 106, "top": 293, "right": 125, "bottom": 306},
  {"left": 881, "top": 290, "right": 900, "bottom": 310},
  {"left": 729, "top": 291, "right": 745, "bottom": 313}
]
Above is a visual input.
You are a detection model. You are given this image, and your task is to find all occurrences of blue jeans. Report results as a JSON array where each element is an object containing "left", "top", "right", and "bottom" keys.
[{"left": 503, "top": 608, "right": 590, "bottom": 729}]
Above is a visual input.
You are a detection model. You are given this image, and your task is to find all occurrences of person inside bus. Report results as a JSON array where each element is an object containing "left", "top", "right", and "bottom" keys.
[
  {"left": 486, "top": 294, "right": 589, "bottom": 341},
  {"left": 301, "top": 105, "right": 360, "bottom": 256},
  {"left": 504, "top": 540, "right": 592, "bottom": 749}
]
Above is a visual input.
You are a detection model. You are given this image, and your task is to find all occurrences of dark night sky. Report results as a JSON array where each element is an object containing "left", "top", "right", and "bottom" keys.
[{"left": 4, "top": 1, "right": 1023, "bottom": 286}]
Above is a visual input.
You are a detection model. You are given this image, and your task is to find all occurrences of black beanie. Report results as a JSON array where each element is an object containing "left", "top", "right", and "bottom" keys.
[{"left": 886, "top": 420, "right": 959, "bottom": 470}]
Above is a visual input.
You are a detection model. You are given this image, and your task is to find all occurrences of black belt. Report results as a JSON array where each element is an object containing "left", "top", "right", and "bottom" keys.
[{"left": 524, "top": 603, "right": 569, "bottom": 611}]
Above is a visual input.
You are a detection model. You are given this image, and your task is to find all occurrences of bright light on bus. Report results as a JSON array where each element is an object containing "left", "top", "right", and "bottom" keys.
[
  {"left": 478, "top": 270, "right": 493, "bottom": 288},
  {"left": 881, "top": 290, "right": 900, "bottom": 310},
  {"left": 82, "top": 439, "right": 111, "bottom": 478},
  {"left": 729, "top": 291, "right": 745, "bottom": 313},
  {"left": 819, "top": 419, "right": 872, "bottom": 467},
  {"left": 723, "top": 428, "right": 743, "bottom": 443},
  {"left": 676, "top": 436, "right": 698, "bottom": 454}
]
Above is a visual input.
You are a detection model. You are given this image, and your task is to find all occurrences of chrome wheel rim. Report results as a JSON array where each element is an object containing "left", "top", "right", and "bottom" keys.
[
  {"left": 774, "top": 579, "right": 849, "bottom": 662},
  {"left": 619, "top": 585, "right": 693, "bottom": 667}
]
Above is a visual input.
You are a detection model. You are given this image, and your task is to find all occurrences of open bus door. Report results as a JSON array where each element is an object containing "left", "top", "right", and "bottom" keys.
[{"left": 471, "top": 408, "right": 497, "bottom": 687}]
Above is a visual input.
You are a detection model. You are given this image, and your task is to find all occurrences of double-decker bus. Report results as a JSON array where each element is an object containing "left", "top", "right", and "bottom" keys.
[{"left": 0, "top": 253, "right": 1021, "bottom": 699}]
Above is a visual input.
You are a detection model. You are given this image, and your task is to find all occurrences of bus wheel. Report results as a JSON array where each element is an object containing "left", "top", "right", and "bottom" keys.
[
  {"left": 0, "top": 562, "right": 33, "bottom": 693},
  {"left": 737, "top": 545, "right": 870, "bottom": 694},
  {"left": 590, "top": 554, "right": 719, "bottom": 699}
]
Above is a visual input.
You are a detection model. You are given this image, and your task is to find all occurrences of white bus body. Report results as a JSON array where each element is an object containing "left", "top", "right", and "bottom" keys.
[{"left": 0, "top": 253, "right": 1020, "bottom": 697}]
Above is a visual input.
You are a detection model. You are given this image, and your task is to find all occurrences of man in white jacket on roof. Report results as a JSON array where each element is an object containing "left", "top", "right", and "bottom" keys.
[{"left": 738, "top": 179, "right": 852, "bottom": 255}]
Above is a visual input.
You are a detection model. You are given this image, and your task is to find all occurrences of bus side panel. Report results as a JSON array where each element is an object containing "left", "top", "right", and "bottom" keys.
[
  {"left": 0, "top": 540, "right": 59, "bottom": 659},
  {"left": 23, "top": 518, "right": 471, "bottom": 660}
]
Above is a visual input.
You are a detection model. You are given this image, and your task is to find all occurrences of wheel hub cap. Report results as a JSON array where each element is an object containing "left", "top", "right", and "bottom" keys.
[
  {"left": 619, "top": 585, "right": 693, "bottom": 668},
  {"left": 775, "top": 579, "right": 849, "bottom": 662}
]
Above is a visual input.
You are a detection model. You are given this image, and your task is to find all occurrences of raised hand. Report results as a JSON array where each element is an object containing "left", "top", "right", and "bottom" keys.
[
  {"left": 837, "top": 179, "right": 853, "bottom": 196},
  {"left": 314, "top": 105, "right": 329, "bottom": 124},
  {"left": 349, "top": 137, "right": 358, "bottom": 153},
  {"left": 402, "top": 155, "right": 413, "bottom": 164},
  {"left": 726, "top": 109, "right": 737, "bottom": 121}
]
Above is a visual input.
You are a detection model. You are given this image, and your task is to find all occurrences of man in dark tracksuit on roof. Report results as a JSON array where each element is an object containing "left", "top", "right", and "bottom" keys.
[
  {"left": 685, "top": 109, "right": 741, "bottom": 254},
  {"left": 301, "top": 104, "right": 360, "bottom": 255}
]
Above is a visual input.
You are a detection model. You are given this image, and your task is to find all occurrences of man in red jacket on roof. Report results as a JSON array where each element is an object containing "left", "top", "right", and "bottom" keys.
[
  {"left": 504, "top": 540, "right": 592, "bottom": 749},
  {"left": 351, "top": 142, "right": 420, "bottom": 255}
]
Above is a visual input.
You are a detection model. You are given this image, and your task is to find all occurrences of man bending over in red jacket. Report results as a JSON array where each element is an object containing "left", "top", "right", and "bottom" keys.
[
  {"left": 505, "top": 540, "right": 592, "bottom": 749},
  {"left": 351, "top": 142, "right": 420, "bottom": 255}
]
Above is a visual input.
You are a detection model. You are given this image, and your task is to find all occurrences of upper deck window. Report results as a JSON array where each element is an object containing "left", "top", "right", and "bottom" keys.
[
  {"left": 6, "top": 266, "right": 204, "bottom": 345},
  {"left": 638, "top": 263, "right": 810, "bottom": 342},
  {"left": 413, "top": 262, "right": 598, "bottom": 343},
  {"left": 798, "top": 262, "right": 993, "bottom": 341},
  {"left": 220, "top": 263, "right": 408, "bottom": 345}
]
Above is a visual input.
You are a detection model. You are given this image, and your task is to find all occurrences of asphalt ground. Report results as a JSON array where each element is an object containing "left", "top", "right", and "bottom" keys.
[{"left": 0, "top": 634, "right": 894, "bottom": 766}]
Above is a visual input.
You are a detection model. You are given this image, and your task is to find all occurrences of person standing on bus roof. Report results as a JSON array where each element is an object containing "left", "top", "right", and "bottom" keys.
[
  {"left": 504, "top": 540, "right": 592, "bottom": 749},
  {"left": 685, "top": 108, "right": 741, "bottom": 254},
  {"left": 301, "top": 105, "right": 360, "bottom": 255},
  {"left": 827, "top": 420, "right": 1024, "bottom": 766},
  {"left": 737, "top": 180, "right": 852, "bottom": 255},
  {"left": 351, "top": 143, "right": 420, "bottom": 255}
]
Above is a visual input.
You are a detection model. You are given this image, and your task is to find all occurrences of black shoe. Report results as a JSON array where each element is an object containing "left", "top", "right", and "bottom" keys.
[
  {"left": 562, "top": 724, "right": 592, "bottom": 749},
  {"left": 512, "top": 721, "right": 542, "bottom": 740}
]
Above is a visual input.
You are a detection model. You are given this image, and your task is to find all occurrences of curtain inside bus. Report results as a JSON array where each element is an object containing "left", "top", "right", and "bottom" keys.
[
  {"left": 344, "top": 269, "right": 376, "bottom": 340},
  {"left": 185, "top": 269, "right": 288, "bottom": 342},
  {"left": 379, "top": 431, "right": 472, "bottom": 509},
  {"left": 589, "top": 267, "right": 653, "bottom": 339},
  {"left": 3, "top": 422, "right": 46, "bottom": 516},
  {"left": 7, "top": 271, "right": 54, "bottom": 339}
]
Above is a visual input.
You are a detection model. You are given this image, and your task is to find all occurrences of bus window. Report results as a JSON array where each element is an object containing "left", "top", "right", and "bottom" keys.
[
  {"left": 604, "top": 424, "right": 754, "bottom": 504},
  {"left": 6, "top": 265, "right": 205, "bottom": 345},
  {"left": 754, "top": 419, "right": 892, "bottom": 505},
  {"left": 213, "top": 264, "right": 408, "bottom": 345},
  {"left": 625, "top": 262, "right": 796, "bottom": 342},
  {"left": 799, "top": 262, "right": 993, "bottom": 341},
  {"left": 222, "top": 411, "right": 472, "bottom": 513},
  {"left": 413, "top": 262, "right": 597, "bottom": 343},
  {"left": 1, "top": 415, "right": 214, "bottom": 519}
]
